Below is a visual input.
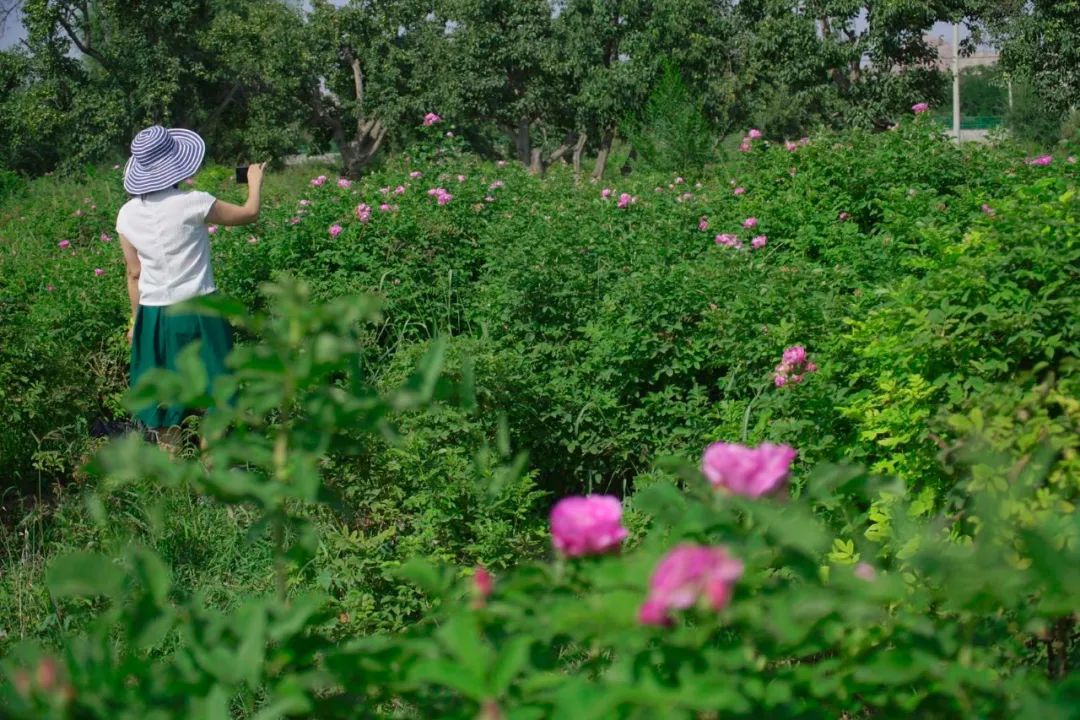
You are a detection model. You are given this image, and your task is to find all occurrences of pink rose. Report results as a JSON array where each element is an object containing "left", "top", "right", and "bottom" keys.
[
  {"left": 289, "top": 217, "right": 301, "bottom": 225},
  {"left": 733, "top": 187, "right": 746, "bottom": 196},
  {"left": 785, "top": 141, "right": 798, "bottom": 152},
  {"left": 748, "top": 128, "right": 762, "bottom": 140},
  {"left": 701, "top": 441, "right": 797, "bottom": 498},
  {"left": 774, "top": 374, "right": 787, "bottom": 387},
  {"left": 58, "top": 240, "right": 70, "bottom": 249},
  {"left": 422, "top": 112, "right": 442, "bottom": 126},
  {"left": 912, "top": 102, "right": 930, "bottom": 114},
  {"left": 1027, "top": 155, "right": 1053, "bottom": 166},
  {"left": 738, "top": 141, "right": 751, "bottom": 153},
  {"left": 337, "top": 178, "right": 351, "bottom": 189},
  {"left": 838, "top": 212, "right": 851, "bottom": 222},
  {"left": 550, "top": 495, "right": 628, "bottom": 557},
  {"left": 394, "top": 185, "right": 406, "bottom": 195},
  {"left": 356, "top": 203, "right": 372, "bottom": 223},
  {"left": 473, "top": 567, "right": 494, "bottom": 601},
  {"left": 742, "top": 217, "right": 758, "bottom": 230},
  {"left": 484, "top": 195, "right": 495, "bottom": 202},
  {"left": 715, "top": 234, "right": 738, "bottom": 247},
  {"left": 638, "top": 544, "right": 744, "bottom": 626},
  {"left": 410, "top": 171, "right": 423, "bottom": 179},
  {"left": 782, "top": 345, "right": 806, "bottom": 365},
  {"left": 854, "top": 562, "right": 877, "bottom": 581},
  {"left": 329, "top": 224, "right": 343, "bottom": 238},
  {"left": 616, "top": 193, "right": 635, "bottom": 209},
  {"left": 311, "top": 175, "right": 327, "bottom": 187},
  {"left": 457, "top": 174, "right": 466, "bottom": 182},
  {"left": 100, "top": 232, "right": 111, "bottom": 242},
  {"left": 208, "top": 225, "right": 218, "bottom": 234},
  {"left": 601, "top": 188, "right": 612, "bottom": 199},
  {"left": 93, "top": 268, "right": 104, "bottom": 277},
  {"left": 981, "top": 204, "right": 995, "bottom": 216},
  {"left": 698, "top": 217, "right": 709, "bottom": 232},
  {"left": 489, "top": 180, "right": 504, "bottom": 190},
  {"left": 751, "top": 235, "right": 767, "bottom": 250}
]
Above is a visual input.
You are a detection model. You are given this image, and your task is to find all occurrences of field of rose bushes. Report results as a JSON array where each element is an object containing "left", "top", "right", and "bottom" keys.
[{"left": 1, "top": 114, "right": 1080, "bottom": 717}]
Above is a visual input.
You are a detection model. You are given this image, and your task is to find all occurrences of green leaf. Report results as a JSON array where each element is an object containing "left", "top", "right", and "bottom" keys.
[{"left": 47, "top": 551, "right": 125, "bottom": 599}]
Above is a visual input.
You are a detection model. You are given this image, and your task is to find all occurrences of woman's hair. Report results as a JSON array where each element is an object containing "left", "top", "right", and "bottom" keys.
[{"left": 134, "top": 182, "right": 181, "bottom": 201}]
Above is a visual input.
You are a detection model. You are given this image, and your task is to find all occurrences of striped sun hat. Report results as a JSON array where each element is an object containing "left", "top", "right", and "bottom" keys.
[{"left": 122, "top": 125, "right": 206, "bottom": 195}]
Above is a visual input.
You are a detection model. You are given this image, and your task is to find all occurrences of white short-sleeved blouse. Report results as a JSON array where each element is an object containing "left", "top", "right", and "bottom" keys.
[{"left": 116, "top": 188, "right": 218, "bottom": 306}]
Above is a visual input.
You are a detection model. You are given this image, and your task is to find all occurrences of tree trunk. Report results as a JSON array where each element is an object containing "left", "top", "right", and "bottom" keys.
[
  {"left": 529, "top": 148, "right": 543, "bottom": 175},
  {"left": 592, "top": 129, "right": 614, "bottom": 180},
  {"left": 572, "top": 132, "right": 587, "bottom": 180},
  {"left": 513, "top": 119, "right": 531, "bottom": 166},
  {"left": 1048, "top": 615, "right": 1074, "bottom": 680}
]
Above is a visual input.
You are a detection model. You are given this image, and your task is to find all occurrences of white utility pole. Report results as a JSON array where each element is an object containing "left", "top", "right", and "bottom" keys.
[{"left": 952, "top": 22, "right": 961, "bottom": 143}]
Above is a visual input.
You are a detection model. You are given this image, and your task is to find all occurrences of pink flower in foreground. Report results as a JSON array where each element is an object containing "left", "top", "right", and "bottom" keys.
[
  {"left": 738, "top": 141, "right": 751, "bottom": 153},
  {"left": 701, "top": 441, "right": 797, "bottom": 498},
  {"left": 436, "top": 190, "right": 453, "bottom": 206},
  {"left": 782, "top": 345, "right": 807, "bottom": 365},
  {"left": 410, "top": 171, "right": 423, "bottom": 179},
  {"left": 751, "top": 235, "right": 767, "bottom": 250},
  {"left": 912, "top": 102, "right": 930, "bottom": 114},
  {"left": 733, "top": 187, "right": 746, "bottom": 196},
  {"left": 715, "top": 233, "right": 738, "bottom": 248},
  {"left": 58, "top": 240, "right": 70, "bottom": 249},
  {"left": 100, "top": 232, "right": 111, "bottom": 242},
  {"left": 774, "top": 374, "right": 787, "bottom": 387},
  {"left": 394, "top": 185, "right": 406, "bottom": 195},
  {"left": 93, "top": 268, "right": 104, "bottom": 277},
  {"left": 698, "top": 216, "right": 709, "bottom": 232},
  {"left": 550, "top": 495, "right": 628, "bottom": 557},
  {"left": 422, "top": 112, "right": 442, "bottom": 126},
  {"left": 185, "top": 178, "right": 195, "bottom": 186},
  {"left": 379, "top": 203, "right": 393, "bottom": 212},
  {"left": 638, "top": 544, "right": 744, "bottom": 626},
  {"left": 742, "top": 217, "right": 758, "bottom": 230},
  {"left": 310, "top": 175, "right": 327, "bottom": 187},
  {"left": 748, "top": 128, "right": 762, "bottom": 140},
  {"left": 1027, "top": 155, "right": 1053, "bottom": 166},
  {"left": 616, "top": 192, "right": 636, "bottom": 209},
  {"left": 337, "top": 178, "right": 352, "bottom": 189},
  {"left": 601, "top": 188, "right": 613, "bottom": 199},
  {"left": 208, "top": 225, "right": 218, "bottom": 234},
  {"left": 328, "top": 224, "right": 343, "bottom": 238},
  {"left": 356, "top": 203, "right": 372, "bottom": 223},
  {"left": 854, "top": 562, "right": 877, "bottom": 582}
]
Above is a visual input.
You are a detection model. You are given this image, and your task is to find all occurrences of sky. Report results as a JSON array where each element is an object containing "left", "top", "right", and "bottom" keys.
[{"left": 0, "top": 4, "right": 976, "bottom": 53}]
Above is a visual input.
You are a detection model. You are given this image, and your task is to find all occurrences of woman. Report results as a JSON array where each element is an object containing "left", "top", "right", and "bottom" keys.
[{"left": 116, "top": 124, "right": 265, "bottom": 446}]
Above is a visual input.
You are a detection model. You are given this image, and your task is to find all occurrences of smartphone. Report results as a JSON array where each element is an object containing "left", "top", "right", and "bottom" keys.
[{"left": 235, "top": 166, "right": 249, "bottom": 184}]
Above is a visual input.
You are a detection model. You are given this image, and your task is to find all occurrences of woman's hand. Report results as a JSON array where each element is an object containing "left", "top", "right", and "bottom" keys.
[{"left": 246, "top": 162, "right": 267, "bottom": 188}]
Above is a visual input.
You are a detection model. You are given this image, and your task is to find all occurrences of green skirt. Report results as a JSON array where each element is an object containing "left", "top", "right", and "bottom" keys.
[{"left": 130, "top": 302, "right": 234, "bottom": 430}]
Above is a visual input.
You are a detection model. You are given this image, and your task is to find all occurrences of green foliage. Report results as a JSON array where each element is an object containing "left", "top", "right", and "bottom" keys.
[
  {"left": 2, "top": 119, "right": 1080, "bottom": 716},
  {"left": 622, "top": 63, "right": 715, "bottom": 173}
]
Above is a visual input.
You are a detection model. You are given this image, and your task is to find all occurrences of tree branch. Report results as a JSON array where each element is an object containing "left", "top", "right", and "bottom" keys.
[{"left": 55, "top": 10, "right": 113, "bottom": 71}]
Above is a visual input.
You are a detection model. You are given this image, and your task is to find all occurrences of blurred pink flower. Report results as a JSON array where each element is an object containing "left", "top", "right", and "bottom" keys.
[
  {"left": 912, "top": 102, "right": 930, "bottom": 113},
  {"left": 774, "top": 374, "right": 787, "bottom": 387},
  {"left": 715, "top": 233, "right": 738, "bottom": 247},
  {"left": 446, "top": 131, "right": 455, "bottom": 138},
  {"left": 698, "top": 216, "right": 709, "bottom": 232},
  {"left": 675, "top": 176, "right": 685, "bottom": 184},
  {"left": 733, "top": 187, "right": 746, "bottom": 196},
  {"left": 248, "top": 236, "right": 259, "bottom": 244},
  {"left": 496, "top": 160, "right": 507, "bottom": 168},
  {"left": 422, "top": 112, "right": 442, "bottom": 126},
  {"left": 410, "top": 171, "right": 423, "bottom": 179},
  {"left": 208, "top": 225, "right": 218, "bottom": 234},
  {"left": 289, "top": 216, "right": 301, "bottom": 225},
  {"left": 311, "top": 175, "right": 327, "bottom": 187},
  {"left": 601, "top": 188, "right": 613, "bottom": 199},
  {"left": 100, "top": 232, "right": 111, "bottom": 242},
  {"left": 751, "top": 235, "right": 767, "bottom": 249},
  {"left": 473, "top": 566, "right": 494, "bottom": 605},
  {"left": 785, "top": 141, "right": 798, "bottom": 152},
  {"left": 185, "top": 178, "right": 195, "bottom": 186},
  {"left": 46, "top": 284, "right": 56, "bottom": 292},
  {"left": 981, "top": 204, "right": 995, "bottom": 216},
  {"left": 299, "top": 199, "right": 312, "bottom": 206},
  {"left": 748, "top": 128, "right": 762, "bottom": 140},
  {"left": 337, "top": 178, "right": 351, "bottom": 189},
  {"left": 329, "top": 224, "right": 343, "bottom": 238},
  {"left": 1068, "top": 156, "right": 1077, "bottom": 164},
  {"left": 93, "top": 268, "right": 104, "bottom": 277},
  {"left": 550, "top": 495, "right": 628, "bottom": 557},
  {"left": 484, "top": 195, "right": 495, "bottom": 202},
  {"left": 378, "top": 203, "right": 393, "bottom": 212},
  {"left": 638, "top": 544, "right": 744, "bottom": 626},
  {"left": 489, "top": 180, "right": 505, "bottom": 190},
  {"left": 738, "top": 141, "right": 751, "bottom": 153},
  {"left": 379, "top": 187, "right": 390, "bottom": 195},
  {"left": 701, "top": 441, "right": 796, "bottom": 498},
  {"left": 74, "top": 210, "right": 83, "bottom": 217},
  {"left": 1027, "top": 155, "right": 1053, "bottom": 166},
  {"left": 616, "top": 192, "right": 636, "bottom": 209},
  {"left": 742, "top": 217, "right": 758, "bottom": 230},
  {"left": 356, "top": 203, "right": 372, "bottom": 223},
  {"left": 838, "top": 211, "right": 851, "bottom": 222},
  {"left": 58, "top": 240, "right": 70, "bottom": 249},
  {"left": 457, "top": 174, "right": 466, "bottom": 182},
  {"left": 394, "top": 185, "right": 406, "bottom": 195},
  {"left": 855, "top": 562, "right": 877, "bottom": 581}
]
